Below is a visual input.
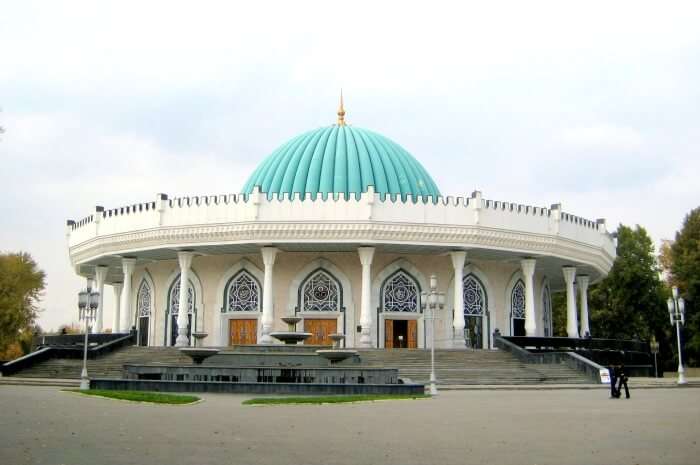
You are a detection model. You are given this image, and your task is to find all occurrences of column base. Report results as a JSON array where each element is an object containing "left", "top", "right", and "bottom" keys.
[{"left": 359, "top": 330, "right": 372, "bottom": 348}]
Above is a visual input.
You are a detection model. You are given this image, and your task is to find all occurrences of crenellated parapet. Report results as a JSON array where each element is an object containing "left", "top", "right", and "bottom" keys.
[{"left": 67, "top": 186, "right": 616, "bottom": 276}]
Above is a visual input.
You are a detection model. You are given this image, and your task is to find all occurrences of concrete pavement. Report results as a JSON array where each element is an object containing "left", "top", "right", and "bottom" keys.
[{"left": 1, "top": 385, "right": 698, "bottom": 465}]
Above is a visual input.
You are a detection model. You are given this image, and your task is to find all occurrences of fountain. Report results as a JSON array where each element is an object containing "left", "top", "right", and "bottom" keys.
[
  {"left": 192, "top": 332, "right": 208, "bottom": 348},
  {"left": 269, "top": 316, "right": 312, "bottom": 345},
  {"left": 179, "top": 347, "right": 220, "bottom": 364},
  {"left": 316, "top": 333, "right": 358, "bottom": 363}
]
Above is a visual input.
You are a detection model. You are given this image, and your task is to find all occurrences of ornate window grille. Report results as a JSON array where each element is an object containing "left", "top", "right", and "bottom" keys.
[
  {"left": 137, "top": 281, "right": 151, "bottom": 317},
  {"left": 226, "top": 272, "right": 260, "bottom": 312},
  {"left": 301, "top": 270, "right": 340, "bottom": 312},
  {"left": 383, "top": 271, "right": 419, "bottom": 312},
  {"left": 542, "top": 284, "right": 552, "bottom": 336},
  {"left": 511, "top": 280, "right": 526, "bottom": 320},
  {"left": 169, "top": 278, "right": 195, "bottom": 316},
  {"left": 463, "top": 275, "right": 485, "bottom": 316}
]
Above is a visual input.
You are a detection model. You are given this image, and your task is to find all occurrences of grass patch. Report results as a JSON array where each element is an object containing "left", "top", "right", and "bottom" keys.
[
  {"left": 243, "top": 394, "right": 428, "bottom": 405},
  {"left": 65, "top": 389, "right": 200, "bottom": 405}
]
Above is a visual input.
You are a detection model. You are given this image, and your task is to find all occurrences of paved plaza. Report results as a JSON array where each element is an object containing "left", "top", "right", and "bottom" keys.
[{"left": 0, "top": 386, "right": 698, "bottom": 465}]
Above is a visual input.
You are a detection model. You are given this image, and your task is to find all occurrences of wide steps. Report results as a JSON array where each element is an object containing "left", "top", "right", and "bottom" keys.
[
  {"left": 8, "top": 346, "right": 191, "bottom": 379},
  {"left": 357, "top": 349, "right": 589, "bottom": 385},
  {"left": 8, "top": 346, "right": 591, "bottom": 385}
]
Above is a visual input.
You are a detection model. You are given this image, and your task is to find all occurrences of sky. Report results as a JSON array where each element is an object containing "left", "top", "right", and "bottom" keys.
[{"left": 1, "top": 1, "right": 699, "bottom": 332}]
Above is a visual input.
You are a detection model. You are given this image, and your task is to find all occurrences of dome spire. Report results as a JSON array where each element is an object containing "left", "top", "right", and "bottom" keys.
[{"left": 337, "top": 89, "right": 346, "bottom": 126}]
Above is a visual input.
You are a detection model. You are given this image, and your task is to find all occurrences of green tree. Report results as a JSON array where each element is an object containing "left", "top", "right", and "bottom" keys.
[
  {"left": 669, "top": 207, "right": 700, "bottom": 366},
  {"left": 588, "top": 225, "right": 667, "bottom": 341},
  {"left": 0, "top": 252, "right": 46, "bottom": 355}
]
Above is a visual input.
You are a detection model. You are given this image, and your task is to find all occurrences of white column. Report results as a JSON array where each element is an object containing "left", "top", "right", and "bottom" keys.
[
  {"left": 113, "top": 283, "right": 123, "bottom": 333},
  {"left": 260, "top": 247, "right": 279, "bottom": 344},
  {"left": 175, "top": 251, "right": 194, "bottom": 347},
  {"left": 521, "top": 258, "right": 537, "bottom": 337},
  {"left": 358, "top": 247, "right": 376, "bottom": 348},
  {"left": 578, "top": 275, "right": 590, "bottom": 337},
  {"left": 119, "top": 258, "right": 136, "bottom": 333},
  {"left": 94, "top": 266, "right": 108, "bottom": 333},
  {"left": 562, "top": 266, "right": 579, "bottom": 338},
  {"left": 450, "top": 251, "right": 467, "bottom": 345}
]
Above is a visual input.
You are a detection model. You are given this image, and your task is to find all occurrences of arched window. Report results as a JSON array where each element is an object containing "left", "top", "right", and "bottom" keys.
[
  {"left": 300, "top": 270, "right": 340, "bottom": 312},
  {"left": 511, "top": 279, "right": 526, "bottom": 336},
  {"left": 225, "top": 271, "right": 260, "bottom": 312},
  {"left": 166, "top": 276, "right": 195, "bottom": 346},
  {"left": 169, "top": 279, "right": 195, "bottom": 316},
  {"left": 137, "top": 280, "right": 151, "bottom": 317},
  {"left": 463, "top": 275, "right": 486, "bottom": 316},
  {"left": 542, "top": 283, "right": 552, "bottom": 337},
  {"left": 382, "top": 270, "right": 419, "bottom": 312}
]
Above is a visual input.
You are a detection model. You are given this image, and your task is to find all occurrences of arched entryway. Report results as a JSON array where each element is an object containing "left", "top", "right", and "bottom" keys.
[
  {"left": 224, "top": 270, "right": 261, "bottom": 345},
  {"left": 510, "top": 279, "right": 526, "bottom": 336},
  {"left": 463, "top": 274, "right": 488, "bottom": 349},
  {"left": 165, "top": 276, "right": 196, "bottom": 346},
  {"left": 135, "top": 280, "right": 151, "bottom": 346},
  {"left": 298, "top": 269, "right": 342, "bottom": 345},
  {"left": 380, "top": 270, "right": 420, "bottom": 348}
]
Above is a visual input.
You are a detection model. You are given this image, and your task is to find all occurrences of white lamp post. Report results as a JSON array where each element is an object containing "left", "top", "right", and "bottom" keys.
[
  {"left": 78, "top": 286, "right": 100, "bottom": 390},
  {"left": 421, "top": 274, "right": 445, "bottom": 396},
  {"left": 667, "top": 286, "right": 687, "bottom": 385}
]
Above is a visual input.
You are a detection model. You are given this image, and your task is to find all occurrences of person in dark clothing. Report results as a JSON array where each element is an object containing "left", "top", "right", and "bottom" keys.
[
  {"left": 616, "top": 363, "right": 630, "bottom": 399},
  {"left": 609, "top": 365, "right": 619, "bottom": 398}
]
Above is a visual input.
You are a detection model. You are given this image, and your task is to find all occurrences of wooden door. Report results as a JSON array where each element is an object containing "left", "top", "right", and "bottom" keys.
[
  {"left": 304, "top": 319, "right": 337, "bottom": 345},
  {"left": 407, "top": 320, "right": 418, "bottom": 349},
  {"left": 229, "top": 319, "right": 257, "bottom": 345},
  {"left": 385, "top": 319, "right": 394, "bottom": 348}
]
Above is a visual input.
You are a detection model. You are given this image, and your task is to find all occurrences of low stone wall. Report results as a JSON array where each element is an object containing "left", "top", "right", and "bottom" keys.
[
  {"left": 125, "top": 364, "right": 397, "bottom": 385},
  {"left": 91, "top": 378, "right": 425, "bottom": 395}
]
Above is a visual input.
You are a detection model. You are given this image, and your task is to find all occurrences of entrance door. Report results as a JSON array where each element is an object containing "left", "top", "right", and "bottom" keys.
[
  {"left": 385, "top": 320, "right": 418, "bottom": 349},
  {"left": 304, "top": 319, "right": 336, "bottom": 345},
  {"left": 138, "top": 316, "right": 149, "bottom": 346},
  {"left": 512, "top": 318, "right": 525, "bottom": 337},
  {"left": 229, "top": 319, "right": 257, "bottom": 345},
  {"left": 465, "top": 315, "right": 482, "bottom": 349}
]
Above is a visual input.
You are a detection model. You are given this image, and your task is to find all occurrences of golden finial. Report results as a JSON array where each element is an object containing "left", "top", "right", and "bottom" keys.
[{"left": 337, "top": 89, "right": 346, "bottom": 126}]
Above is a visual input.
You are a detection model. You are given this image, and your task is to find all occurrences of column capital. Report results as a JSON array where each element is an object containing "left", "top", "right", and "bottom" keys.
[
  {"left": 113, "top": 282, "right": 123, "bottom": 293},
  {"left": 261, "top": 247, "right": 279, "bottom": 267},
  {"left": 122, "top": 257, "right": 137, "bottom": 274},
  {"left": 450, "top": 250, "right": 467, "bottom": 270},
  {"left": 358, "top": 246, "right": 376, "bottom": 266},
  {"left": 576, "top": 274, "right": 590, "bottom": 290},
  {"left": 520, "top": 258, "right": 536, "bottom": 277},
  {"left": 177, "top": 250, "right": 194, "bottom": 271},
  {"left": 562, "top": 266, "right": 577, "bottom": 283},
  {"left": 94, "top": 265, "right": 109, "bottom": 284}
]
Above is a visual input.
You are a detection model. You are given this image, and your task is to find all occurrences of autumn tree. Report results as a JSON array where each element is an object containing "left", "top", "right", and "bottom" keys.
[{"left": 0, "top": 252, "right": 46, "bottom": 355}]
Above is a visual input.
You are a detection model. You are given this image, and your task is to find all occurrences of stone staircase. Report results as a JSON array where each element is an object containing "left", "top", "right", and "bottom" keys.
[
  {"left": 6, "top": 346, "right": 591, "bottom": 385},
  {"left": 357, "top": 349, "right": 591, "bottom": 385},
  {"left": 5, "top": 346, "right": 191, "bottom": 380}
]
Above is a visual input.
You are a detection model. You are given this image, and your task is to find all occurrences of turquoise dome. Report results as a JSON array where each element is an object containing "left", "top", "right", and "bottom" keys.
[{"left": 242, "top": 125, "right": 441, "bottom": 199}]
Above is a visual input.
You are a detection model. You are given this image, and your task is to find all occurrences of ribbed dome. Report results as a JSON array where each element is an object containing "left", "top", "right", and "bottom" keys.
[{"left": 242, "top": 125, "right": 441, "bottom": 199}]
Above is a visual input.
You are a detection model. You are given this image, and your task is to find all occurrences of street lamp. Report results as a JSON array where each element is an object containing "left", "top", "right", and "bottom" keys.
[
  {"left": 421, "top": 274, "right": 445, "bottom": 396},
  {"left": 667, "top": 286, "right": 687, "bottom": 385},
  {"left": 77, "top": 286, "right": 100, "bottom": 390}
]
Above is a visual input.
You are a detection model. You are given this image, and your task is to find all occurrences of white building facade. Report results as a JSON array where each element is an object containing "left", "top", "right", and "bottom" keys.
[{"left": 66, "top": 106, "right": 615, "bottom": 349}]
